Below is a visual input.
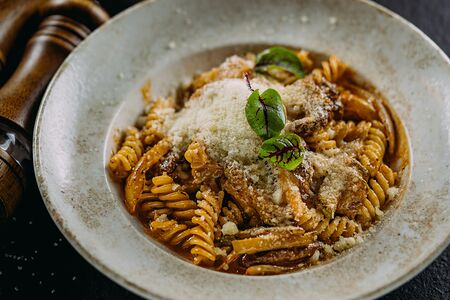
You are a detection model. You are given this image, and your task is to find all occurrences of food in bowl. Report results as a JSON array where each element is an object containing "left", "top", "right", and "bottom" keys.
[{"left": 108, "top": 47, "right": 407, "bottom": 275}]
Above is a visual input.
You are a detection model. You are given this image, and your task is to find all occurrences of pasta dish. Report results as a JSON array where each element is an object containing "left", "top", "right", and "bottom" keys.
[{"left": 108, "top": 47, "right": 406, "bottom": 275}]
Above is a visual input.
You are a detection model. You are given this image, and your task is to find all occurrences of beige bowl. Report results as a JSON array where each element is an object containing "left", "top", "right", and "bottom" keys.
[{"left": 33, "top": 0, "right": 450, "bottom": 299}]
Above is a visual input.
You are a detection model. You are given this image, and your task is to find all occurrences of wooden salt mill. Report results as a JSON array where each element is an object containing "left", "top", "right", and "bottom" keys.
[{"left": 0, "top": 0, "right": 109, "bottom": 222}]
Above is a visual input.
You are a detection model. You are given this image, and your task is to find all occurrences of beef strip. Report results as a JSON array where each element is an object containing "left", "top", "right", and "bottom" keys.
[
  {"left": 240, "top": 242, "right": 321, "bottom": 267},
  {"left": 282, "top": 77, "right": 342, "bottom": 136}
]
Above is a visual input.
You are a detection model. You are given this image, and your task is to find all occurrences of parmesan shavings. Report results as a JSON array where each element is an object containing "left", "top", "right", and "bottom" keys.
[
  {"left": 387, "top": 187, "right": 399, "bottom": 201},
  {"left": 165, "top": 78, "right": 283, "bottom": 198},
  {"left": 333, "top": 235, "right": 364, "bottom": 252},
  {"left": 155, "top": 214, "right": 168, "bottom": 222},
  {"left": 165, "top": 78, "right": 276, "bottom": 163},
  {"left": 221, "top": 221, "right": 239, "bottom": 235},
  {"left": 214, "top": 247, "right": 227, "bottom": 256}
]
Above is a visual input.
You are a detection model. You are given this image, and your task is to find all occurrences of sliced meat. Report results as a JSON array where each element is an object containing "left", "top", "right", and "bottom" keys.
[
  {"left": 282, "top": 77, "right": 342, "bottom": 136},
  {"left": 236, "top": 226, "right": 305, "bottom": 239},
  {"left": 240, "top": 242, "right": 320, "bottom": 267},
  {"left": 307, "top": 151, "right": 366, "bottom": 218},
  {"left": 336, "top": 173, "right": 367, "bottom": 218},
  {"left": 223, "top": 167, "right": 295, "bottom": 226},
  {"left": 158, "top": 151, "right": 179, "bottom": 174},
  {"left": 292, "top": 157, "right": 316, "bottom": 207}
]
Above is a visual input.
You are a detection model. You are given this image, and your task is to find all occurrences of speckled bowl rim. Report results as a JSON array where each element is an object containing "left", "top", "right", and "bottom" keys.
[{"left": 33, "top": 0, "right": 450, "bottom": 299}]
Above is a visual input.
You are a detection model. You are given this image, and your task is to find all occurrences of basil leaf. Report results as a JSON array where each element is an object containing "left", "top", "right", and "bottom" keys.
[
  {"left": 259, "top": 133, "right": 305, "bottom": 170},
  {"left": 245, "top": 88, "right": 286, "bottom": 139},
  {"left": 255, "top": 47, "right": 304, "bottom": 78}
]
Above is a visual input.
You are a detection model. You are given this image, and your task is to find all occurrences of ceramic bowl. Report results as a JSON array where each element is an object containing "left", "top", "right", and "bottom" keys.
[{"left": 33, "top": 0, "right": 450, "bottom": 299}]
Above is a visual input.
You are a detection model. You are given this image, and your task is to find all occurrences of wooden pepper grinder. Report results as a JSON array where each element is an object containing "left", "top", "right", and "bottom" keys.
[
  {"left": 0, "top": 0, "right": 109, "bottom": 81},
  {"left": 0, "top": 1, "right": 109, "bottom": 222}
]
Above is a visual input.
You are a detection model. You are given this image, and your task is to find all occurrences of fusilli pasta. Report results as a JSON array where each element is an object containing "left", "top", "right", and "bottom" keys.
[
  {"left": 109, "top": 127, "right": 143, "bottom": 179},
  {"left": 312, "top": 55, "right": 347, "bottom": 83},
  {"left": 305, "top": 120, "right": 371, "bottom": 151},
  {"left": 150, "top": 174, "right": 197, "bottom": 222},
  {"left": 110, "top": 49, "right": 405, "bottom": 275},
  {"left": 187, "top": 188, "right": 223, "bottom": 265},
  {"left": 141, "top": 98, "right": 172, "bottom": 147}
]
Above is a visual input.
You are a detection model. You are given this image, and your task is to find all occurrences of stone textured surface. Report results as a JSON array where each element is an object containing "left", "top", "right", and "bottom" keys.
[
  {"left": 374, "top": 1, "right": 450, "bottom": 299},
  {"left": 0, "top": 0, "right": 449, "bottom": 299}
]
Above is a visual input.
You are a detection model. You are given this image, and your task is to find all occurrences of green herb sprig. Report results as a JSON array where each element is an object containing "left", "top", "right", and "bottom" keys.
[
  {"left": 244, "top": 73, "right": 305, "bottom": 170},
  {"left": 244, "top": 74, "right": 285, "bottom": 140},
  {"left": 255, "top": 46, "right": 305, "bottom": 79},
  {"left": 259, "top": 133, "right": 305, "bottom": 171}
]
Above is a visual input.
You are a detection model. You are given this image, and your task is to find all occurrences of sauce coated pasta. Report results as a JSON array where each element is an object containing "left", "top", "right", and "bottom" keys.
[{"left": 109, "top": 47, "right": 407, "bottom": 275}]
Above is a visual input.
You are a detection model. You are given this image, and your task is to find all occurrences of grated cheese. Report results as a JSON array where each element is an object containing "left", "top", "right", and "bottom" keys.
[
  {"left": 306, "top": 150, "right": 366, "bottom": 217},
  {"left": 272, "top": 187, "right": 283, "bottom": 205},
  {"left": 375, "top": 207, "right": 384, "bottom": 217},
  {"left": 165, "top": 78, "right": 275, "bottom": 163},
  {"left": 155, "top": 214, "right": 168, "bottom": 222},
  {"left": 333, "top": 235, "right": 363, "bottom": 252},
  {"left": 323, "top": 244, "right": 334, "bottom": 255},
  {"left": 165, "top": 78, "right": 283, "bottom": 198},
  {"left": 310, "top": 250, "right": 320, "bottom": 262},
  {"left": 387, "top": 187, "right": 399, "bottom": 201},
  {"left": 221, "top": 221, "right": 239, "bottom": 235},
  {"left": 214, "top": 247, "right": 227, "bottom": 256}
]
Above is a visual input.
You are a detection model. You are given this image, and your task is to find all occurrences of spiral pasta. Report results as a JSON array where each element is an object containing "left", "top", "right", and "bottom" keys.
[
  {"left": 279, "top": 169, "right": 357, "bottom": 241},
  {"left": 358, "top": 164, "right": 397, "bottom": 225},
  {"left": 282, "top": 177, "right": 359, "bottom": 242},
  {"left": 316, "top": 216, "right": 359, "bottom": 242},
  {"left": 312, "top": 55, "right": 347, "bottom": 83},
  {"left": 150, "top": 174, "right": 197, "bottom": 222},
  {"left": 139, "top": 187, "right": 172, "bottom": 222},
  {"left": 191, "top": 55, "right": 253, "bottom": 91},
  {"left": 184, "top": 189, "right": 224, "bottom": 265},
  {"left": 296, "top": 50, "right": 314, "bottom": 72},
  {"left": 112, "top": 51, "right": 404, "bottom": 275},
  {"left": 140, "top": 98, "right": 171, "bottom": 147},
  {"left": 184, "top": 141, "right": 208, "bottom": 170},
  {"left": 124, "top": 139, "right": 171, "bottom": 213},
  {"left": 150, "top": 219, "right": 192, "bottom": 247},
  {"left": 339, "top": 90, "right": 378, "bottom": 121},
  {"left": 109, "top": 127, "right": 143, "bottom": 179},
  {"left": 185, "top": 141, "right": 223, "bottom": 188},
  {"left": 358, "top": 121, "right": 387, "bottom": 177},
  {"left": 286, "top": 201, "right": 359, "bottom": 243},
  {"left": 305, "top": 120, "right": 372, "bottom": 151}
]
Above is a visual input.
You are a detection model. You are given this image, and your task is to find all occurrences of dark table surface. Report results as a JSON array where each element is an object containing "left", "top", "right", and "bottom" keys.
[{"left": 1, "top": 0, "right": 449, "bottom": 299}]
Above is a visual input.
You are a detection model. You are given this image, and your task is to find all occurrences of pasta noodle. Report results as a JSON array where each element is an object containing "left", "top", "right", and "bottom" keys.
[
  {"left": 279, "top": 170, "right": 359, "bottom": 242},
  {"left": 141, "top": 98, "right": 171, "bottom": 147},
  {"left": 358, "top": 121, "right": 387, "bottom": 177},
  {"left": 124, "top": 139, "right": 171, "bottom": 213},
  {"left": 312, "top": 55, "right": 347, "bottom": 83},
  {"left": 109, "top": 49, "right": 405, "bottom": 275},
  {"left": 296, "top": 50, "right": 314, "bottom": 72},
  {"left": 109, "top": 127, "right": 143, "bottom": 179},
  {"left": 150, "top": 174, "right": 197, "bottom": 221},
  {"left": 340, "top": 90, "right": 378, "bottom": 121},
  {"left": 305, "top": 120, "right": 371, "bottom": 151},
  {"left": 245, "top": 264, "right": 302, "bottom": 276},
  {"left": 187, "top": 188, "right": 223, "bottom": 265},
  {"left": 232, "top": 228, "right": 316, "bottom": 254},
  {"left": 151, "top": 219, "right": 192, "bottom": 247},
  {"left": 191, "top": 55, "right": 253, "bottom": 90},
  {"left": 139, "top": 188, "right": 172, "bottom": 221},
  {"left": 358, "top": 164, "right": 397, "bottom": 226}
]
